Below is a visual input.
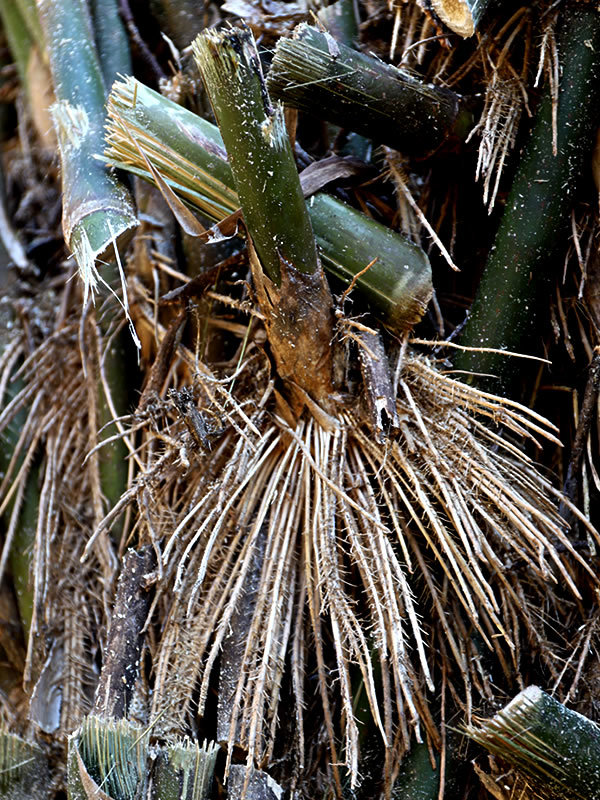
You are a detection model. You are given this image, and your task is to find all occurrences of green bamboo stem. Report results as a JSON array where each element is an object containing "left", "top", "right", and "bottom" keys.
[
  {"left": 36, "top": 0, "right": 136, "bottom": 293},
  {"left": 455, "top": 3, "right": 600, "bottom": 390},
  {"left": 90, "top": 0, "right": 132, "bottom": 90},
  {"left": 105, "top": 77, "right": 432, "bottom": 331},
  {"left": 193, "top": 25, "right": 335, "bottom": 405},
  {"left": 466, "top": 685, "right": 600, "bottom": 799},
  {"left": 427, "top": 0, "right": 493, "bottom": 38},
  {"left": 391, "top": 743, "right": 439, "bottom": 799},
  {"left": 0, "top": 731, "right": 51, "bottom": 800},
  {"left": 0, "top": 0, "right": 32, "bottom": 87},
  {"left": 266, "top": 23, "right": 469, "bottom": 157},
  {"left": 193, "top": 26, "right": 320, "bottom": 284},
  {"left": 14, "top": 0, "right": 42, "bottom": 49},
  {"left": 309, "top": 193, "right": 431, "bottom": 329},
  {"left": 95, "top": 279, "right": 131, "bottom": 544}
]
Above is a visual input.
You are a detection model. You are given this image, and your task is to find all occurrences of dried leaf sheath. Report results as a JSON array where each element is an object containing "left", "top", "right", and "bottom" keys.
[{"left": 0, "top": 302, "right": 122, "bottom": 734}]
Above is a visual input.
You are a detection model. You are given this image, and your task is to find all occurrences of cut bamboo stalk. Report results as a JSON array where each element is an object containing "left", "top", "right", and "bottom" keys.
[
  {"left": 455, "top": 2, "right": 600, "bottom": 390},
  {"left": 309, "top": 193, "right": 431, "bottom": 329},
  {"left": 266, "top": 23, "right": 470, "bottom": 157},
  {"left": 193, "top": 24, "right": 334, "bottom": 407},
  {"left": 0, "top": 731, "right": 51, "bottom": 800},
  {"left": 105, "top": 77, "right": 432, "bottom": 331},
  {"left": 426, "top": 0, "right": 493, "bottom": 38},
  {"left": 466, "top": 685, "right": 600, "bottom": 799},
  {"left": 36, "top": 0, "right": 137, "bottom": 298},
  {"left": 68, "top": 715, "right": 149, "bottom": 800},
  {"left": 193, "top": 26, "right": 320, "bottom": 283},
  {"left": 316, "top": 0, "right": 372, "bottom": 162},
  {"left": 152, "top": 738, "right": 219, "bottom": 800}
]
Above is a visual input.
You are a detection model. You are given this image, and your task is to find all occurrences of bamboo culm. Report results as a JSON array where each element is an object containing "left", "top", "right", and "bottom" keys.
[
  {"left": 193, "top": 24, "right": 335, "bottom": 407},
  {"left": 454, "top": 2, "right": 600, "bottom": 391},
  {"left": 193, "top": 25, "right": 320, "bottom": 283},
  {"left": 266, "top": 23, "right": 470, "bottom": 157},
  {"left": 36, "top": 0, "right": 137, "bottom": 292},
  {"left": 467, "top": 685, "right": 600, "bottom": 799}
]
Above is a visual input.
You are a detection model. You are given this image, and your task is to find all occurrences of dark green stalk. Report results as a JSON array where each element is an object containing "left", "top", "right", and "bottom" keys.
[
  {"left": 105, "top": 77, "right": 432, "bottom": 331},
  {"left": 317, "top": 0, "right": 359, "bottom": 47},
  {"left": 193, "top": 25, "right": 334, "bottom": 406},
  {"left": 5, "top": 468, "right": 38, "bottom": 641},
  {"left": 316, "top": 0, "right": 372, "bottom": 162},
  {"left": 90, "top": 0, "right": 132, "bottom": 89},
  {"left": 466, "top": 685, "right": 600, "bottom": 799},
  {"left": 266, "top": 23, "right": 469, "bottom": 157},
  {"left": 95, "top": 283, "right": 132, "bottom": 544},
  {"left": 427, "top": 0, "right": 494, "bottom": 37},
  {"left": 309, "top": 193, "right": 431, "bottom": 329},
  {"left": 36, "top": 0, "right": 136, "bottom": 294},
  {"left": 391, "top": 743, "right": 440, "bottom": 799},
  {"left": 193, "top": 26, "right": 320, "bottom": 283},
  {"left": 455, "top": 3, "right": 600, "bottom": 390}
]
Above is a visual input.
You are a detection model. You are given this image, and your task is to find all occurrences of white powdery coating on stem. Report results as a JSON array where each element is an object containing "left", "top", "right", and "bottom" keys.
[{"left": 260, "top": 104, "right": 288, "bottom": 150}]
